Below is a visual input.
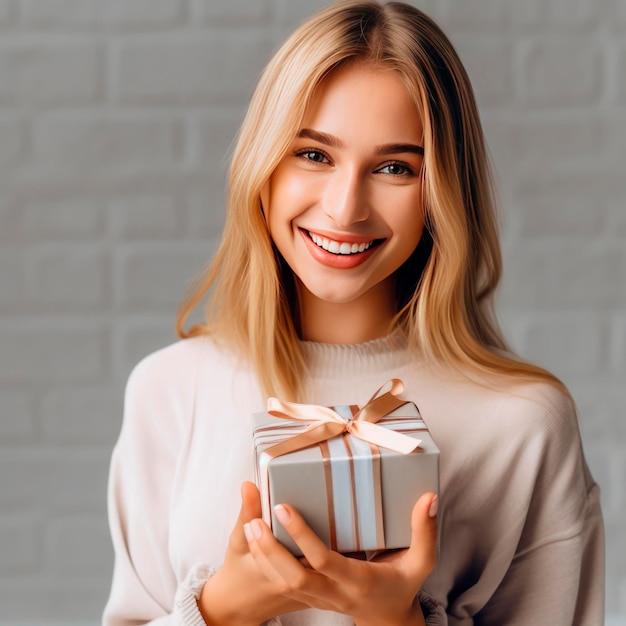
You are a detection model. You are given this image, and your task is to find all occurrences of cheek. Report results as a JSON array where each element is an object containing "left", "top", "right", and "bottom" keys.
[
  {"left": 275, "top": 171, "right": 312, "bottom": 207},
  {"left": 387, "top": 192, "right": 425, "bottom": 243},
  {"left": 409, "top": 205, "right": 426, "bottom": 237},
  {"left": 264, "top": 171, "right": 314, "bottom": 230}
]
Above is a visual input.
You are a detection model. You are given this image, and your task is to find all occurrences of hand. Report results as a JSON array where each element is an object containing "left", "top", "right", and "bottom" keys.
[
  {"left": 244, "top": 491, "right": 439, "bottom": 626},
  {"left": 198, "top": 481, "right": 308, "bottom": 626}
]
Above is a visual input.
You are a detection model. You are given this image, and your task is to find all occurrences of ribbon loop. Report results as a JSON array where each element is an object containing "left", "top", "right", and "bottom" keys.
[{"left": 362, "top": 378, "right": 405, "bottom": 409}]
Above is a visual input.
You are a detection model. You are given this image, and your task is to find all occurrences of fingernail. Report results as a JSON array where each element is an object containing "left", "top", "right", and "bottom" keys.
[
  {"left": 428, "top": 495, "right": 439, "bottom": 518},
  {"left": 250, "top": 519, "right": 263, "bottom": 539},
  {"left": 274, "top": 504, "right": 291, "bottom": 525},
  {"left": 243, "top": 522, "right": 253, "bottom": 542}
]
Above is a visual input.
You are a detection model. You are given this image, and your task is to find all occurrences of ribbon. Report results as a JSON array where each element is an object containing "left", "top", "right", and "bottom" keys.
[{"left": 264, "top": 378, "right": 421, "bottom": 459}]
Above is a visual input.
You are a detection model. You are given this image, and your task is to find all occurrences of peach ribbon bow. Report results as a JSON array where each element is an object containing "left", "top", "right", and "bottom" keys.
[{"left": 264, "top": 378, "right": 422, "bottom": 459}]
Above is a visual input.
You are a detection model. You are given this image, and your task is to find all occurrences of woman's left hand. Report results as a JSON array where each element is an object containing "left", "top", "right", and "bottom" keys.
[{"left": 243, "top": 491, "right": 438, "bottom": 626}]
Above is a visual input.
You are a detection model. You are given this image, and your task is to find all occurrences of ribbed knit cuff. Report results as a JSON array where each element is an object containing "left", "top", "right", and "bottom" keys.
[
  {"left": 174, "top": 563, "right": 218, "bottom": 626},
  {"left": 173, "top": 563, "right": 284, "bottom": 626},
  {"left": 419, "top": 590, "right": 447, "bottom": 626}
]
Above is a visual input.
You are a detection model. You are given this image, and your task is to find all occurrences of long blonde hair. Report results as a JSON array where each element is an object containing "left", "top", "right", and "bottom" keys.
[{"left": 177, "top": 0, "right": 561, "bottom": 399}]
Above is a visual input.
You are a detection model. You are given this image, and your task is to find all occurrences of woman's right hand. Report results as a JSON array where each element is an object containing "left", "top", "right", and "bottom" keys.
[{"left": 198, "top": 481, "right": 307, "bottom": 626}]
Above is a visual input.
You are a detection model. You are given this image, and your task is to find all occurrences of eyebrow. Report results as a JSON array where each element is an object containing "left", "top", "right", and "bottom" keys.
[
  {"left": 298, "top": 128, "right": 424, "bottom": 156},
  {"left": 377, "top": 142, "right": 425, "bottom": 156}
]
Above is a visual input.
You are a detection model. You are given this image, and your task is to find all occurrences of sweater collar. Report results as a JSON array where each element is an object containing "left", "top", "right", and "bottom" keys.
[{"left": 299, "top": 327, "right": 414, "bottom": 379}]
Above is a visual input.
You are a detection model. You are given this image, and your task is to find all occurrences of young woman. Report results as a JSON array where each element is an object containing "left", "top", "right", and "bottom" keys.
[{"left": 103, "top": 2, "right": 604, "bottom": 625}]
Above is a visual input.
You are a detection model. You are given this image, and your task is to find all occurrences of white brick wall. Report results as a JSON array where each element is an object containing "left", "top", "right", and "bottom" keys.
[
  {"left": 0, "top": 0, "right": 623, "bottom": 621},
  {"left": 21, "top": 0, "right": 186, "bottom": 28}
]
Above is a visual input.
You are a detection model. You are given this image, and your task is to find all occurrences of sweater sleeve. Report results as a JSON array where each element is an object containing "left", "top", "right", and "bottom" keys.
[
  {"left": 102, "top": 341, "right": 285, "bottom": 626},
  {"left": 103, "top": 342, "right": 214, "bottom": 626},
  {"left": 474, "top": 386, "right": 605, "bottom": 626}
]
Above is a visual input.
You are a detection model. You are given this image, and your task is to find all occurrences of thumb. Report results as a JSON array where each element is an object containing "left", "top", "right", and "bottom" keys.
[
  {"left": 240, "top": 480, "right": 263, "bottom": 520},
  {"left": 228, "top": 481, "right": 263, "bottom": 553},
  {"left": 404, "top": 492, "right": 438, "bottom": 580}
]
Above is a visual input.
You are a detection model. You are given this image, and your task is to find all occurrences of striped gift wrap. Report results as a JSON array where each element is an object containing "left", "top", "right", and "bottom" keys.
[{"left": 253, "top": 401, "right": 440, "bottom": 556}]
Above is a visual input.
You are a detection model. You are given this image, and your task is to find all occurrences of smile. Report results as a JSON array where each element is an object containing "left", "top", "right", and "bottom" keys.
[{"left": 307, "top": 231, "right": 376, "bottom": 255}]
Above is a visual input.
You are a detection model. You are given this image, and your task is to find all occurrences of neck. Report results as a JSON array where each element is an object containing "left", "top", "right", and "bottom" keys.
[{"left": 297, "top": 279, "right": 397, "bottom": 344}]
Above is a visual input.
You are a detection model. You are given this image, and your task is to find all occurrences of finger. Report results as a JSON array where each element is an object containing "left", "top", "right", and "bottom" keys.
[
  {"left": 229, "top": 481, "right": 263, "bottom": 553},
  {"left": 244, "top": 517, "right": 328, "bottom": 602},
  {"left": 403, "top": 492, "right": 438, "bottom": 579},
  {"left": 273, "top": 504, "right": 344, "bottom": 578}
]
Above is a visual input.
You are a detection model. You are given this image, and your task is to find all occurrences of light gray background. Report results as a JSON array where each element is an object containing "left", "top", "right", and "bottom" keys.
[{"left": 0, "top": 0, "right": 624, "bottom": 622}]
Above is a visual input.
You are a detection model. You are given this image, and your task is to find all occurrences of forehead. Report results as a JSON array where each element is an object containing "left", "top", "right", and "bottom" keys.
[{"left": 300, "top": 62, "right": 423, "bottom": 143}]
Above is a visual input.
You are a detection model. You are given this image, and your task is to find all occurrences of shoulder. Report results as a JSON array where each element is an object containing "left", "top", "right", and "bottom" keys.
[
  {"left": 493, "top": 378, "right": 579, "bottom": 445},
  {"left": 485, "top": 373, "right": 574, "bottom": 415},
  {"left": 416, "top": 364, "right": 581, "bottom": 459},
  {"left": 121, "top": 334, "right": 245, "bottom": 441},
  {"left": 127, "top": 334, "right": 239, "bottom": 397},
  {"left": 470, "top": 374, "right": 582, "bottom": 459},
  {"left": 467, "top": 377, "right": 588, "bottom": 487}
]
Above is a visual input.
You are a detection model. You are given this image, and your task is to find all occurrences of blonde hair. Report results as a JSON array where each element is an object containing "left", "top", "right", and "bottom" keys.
[{"left": 177, "top": 0, "right": 561, "bottom": 399}]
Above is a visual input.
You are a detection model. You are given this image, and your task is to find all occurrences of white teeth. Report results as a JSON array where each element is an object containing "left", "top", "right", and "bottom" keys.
[{"left": 308, "top": 231, "right": 373, "bottom": 255}]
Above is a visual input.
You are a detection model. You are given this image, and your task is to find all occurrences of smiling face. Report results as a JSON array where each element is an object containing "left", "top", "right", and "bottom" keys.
[{"left": 261, "top": 62, "right": 426, "bottom": 337}]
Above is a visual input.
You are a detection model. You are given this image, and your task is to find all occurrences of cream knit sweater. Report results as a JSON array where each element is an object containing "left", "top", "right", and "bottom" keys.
[{"left": 103, "top": 331, "right": 604, "bottom": 626}]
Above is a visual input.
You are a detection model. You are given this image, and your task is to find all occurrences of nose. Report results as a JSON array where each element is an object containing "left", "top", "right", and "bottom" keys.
[{"left": 322, "top": 167, "right": 370, "bottom": 228}]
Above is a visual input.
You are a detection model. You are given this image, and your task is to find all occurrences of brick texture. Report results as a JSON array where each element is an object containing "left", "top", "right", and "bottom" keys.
[
  {"left": 115, "top": 243, "right": 210, "bottom": 311},
  {"left": 0, "top": 0, "right": 624, "bottom": 621},
  {"left": 44, "top": 516, "right": 112, "bottom": 575},
  {"left": 510, "top": 0, "right": 598, "bottom": 30},
  {"left": 31, "top": 113, "right": 183, "bottom": 178},
  {"left": 501, "top": 241, "right": 626, "bottom": 308},
  {"left": 12, "top": 196, "right": 105, "bottom": 241},
  {"left": 113, "top": 317, "right": 178, "bottom": 379},
  {"left": 618, "top": 47, "right": 626, "bottom": 103},
  {"left": 0, "top": 40, "right": 101, "bottom": 105},
  {"left": 0, "top": 514, "right": 41, "bottom": 575},
  {"left": 516, "top": 312, "right": 608, "bottom": 376},
  {"left": 0, "top": 323, "right": 107, "bottom": 383},
  {"left": 30, "top": 245, "right": 108, "bottom": 313},
  {"left": 440, "top": 0, "right": 510, "bottom": 31},
  {"left": 0, "top": 115, "right": 24, "bottom": 166},
  {"left": 271, "top": 0, "right": 333, "bottom": 28},
  {"left": 514, "top": 174, "right": 610, "bottom": 237},
  {"left": 185, "top": 111, "right": 244, "bottom": 169},
  {"left": 521, "top": 38, "right": 604, "bottom": 107},
  {"left": 613, "top": 315, "right": 626, "bottom": 372},
  {"left": 0, "top": 0, "right": 13, "bottom": 25},
  {"left": 0, "top": 389, "right": 34, "bottom": 440},
  {"left": 41, "top": 386, "right": 122, "bottom": 445},
  {"left": 452, "top": 39, "right": 515, "bottom": 108},
  {"left": 21, "top": 0, "right": 185, "bottom": 28},
  {"left": 194, "top": 0, "right": 271, "bottom": 24},
  {"left": 483, "top": 115, "right": 604, "bottom": 170},
  {"left": 108, "top": 192, "right": 183, "bottom": 240},
  {"left": 112, "top": 34, "right": 273, "bottom": 105}
]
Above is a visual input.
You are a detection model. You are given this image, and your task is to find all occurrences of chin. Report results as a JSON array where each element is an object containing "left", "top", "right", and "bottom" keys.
[
  {"left": 299, "top": 281, "right": 364, "bottom": 305},
  {"left": 310, "top": 291, "right": 360, "bottom": 305}
]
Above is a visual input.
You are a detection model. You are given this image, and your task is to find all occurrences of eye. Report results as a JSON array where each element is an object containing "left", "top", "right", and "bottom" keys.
[
  {"left": 295, "top": 149, "right": 330, "bottom": 164},
  {"left": 375, "top": 161, "right": 415, "bottom": 176}
]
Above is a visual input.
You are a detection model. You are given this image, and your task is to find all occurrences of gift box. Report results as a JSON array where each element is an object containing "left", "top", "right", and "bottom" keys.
[{"left": 253, "top": 379, "right": 439, "bottom": 556}]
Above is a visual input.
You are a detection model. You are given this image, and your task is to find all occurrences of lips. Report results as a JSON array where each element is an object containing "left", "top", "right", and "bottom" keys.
[{"left": 298, "top": 228, "right": 383, "bottom": 270}]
